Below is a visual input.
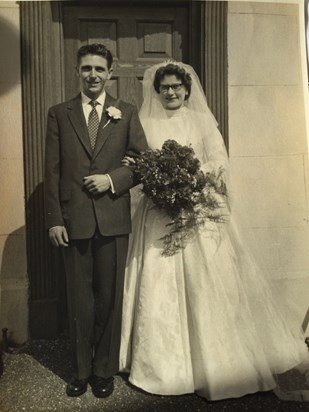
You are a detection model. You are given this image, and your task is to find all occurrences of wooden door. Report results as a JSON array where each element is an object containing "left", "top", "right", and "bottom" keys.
[
  {"left": 63, "top": 3, "right": 190, "bottom": 107},
  {"left": 21, "top": 1, "right": 227, "bottom": 339}
]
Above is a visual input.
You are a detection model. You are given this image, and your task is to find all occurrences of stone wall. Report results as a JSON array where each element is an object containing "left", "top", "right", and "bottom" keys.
[
  {"left": 228, "top": 1, "right": 309, "bottom": 327},
  {"left": 0, "top": 1, "right": 28, "bottom": 344}
]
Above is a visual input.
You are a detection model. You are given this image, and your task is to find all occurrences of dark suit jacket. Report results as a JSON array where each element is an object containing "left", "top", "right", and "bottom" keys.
[{"left": 44, "top": 93, "right": 148, "bottom": 239}]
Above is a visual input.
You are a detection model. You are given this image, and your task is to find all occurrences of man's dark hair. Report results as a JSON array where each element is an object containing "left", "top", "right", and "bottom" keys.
[
  {"left": 153, "top": 63, "right": 192, "bottom": 100},
  {"left": 77, "top": 43, "right": 113, "bottom": 69}
]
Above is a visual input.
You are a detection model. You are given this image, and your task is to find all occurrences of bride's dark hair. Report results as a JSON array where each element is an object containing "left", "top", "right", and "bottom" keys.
[{"left": 153, "top": 63, "right": 192, "bottom": 100}]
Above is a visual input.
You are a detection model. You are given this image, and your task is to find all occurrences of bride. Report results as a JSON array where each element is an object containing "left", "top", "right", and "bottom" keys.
[{"left": 119, "top": 61, "right": 308, "bottom": 400}]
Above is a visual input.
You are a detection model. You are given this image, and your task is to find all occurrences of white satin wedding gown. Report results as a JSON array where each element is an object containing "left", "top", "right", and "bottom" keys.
[{"left": 119, "top": 106, "right": 308, "bottom": 401}]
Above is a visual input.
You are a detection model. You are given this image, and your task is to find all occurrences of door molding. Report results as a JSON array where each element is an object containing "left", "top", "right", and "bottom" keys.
[{"left": 20, "top": 0, "right": 228, "bottom": 338}]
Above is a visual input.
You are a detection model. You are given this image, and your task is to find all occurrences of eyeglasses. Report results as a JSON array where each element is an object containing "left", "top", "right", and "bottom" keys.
[{"left": 159, "top": 83, "right": 184, "bottom": 93}]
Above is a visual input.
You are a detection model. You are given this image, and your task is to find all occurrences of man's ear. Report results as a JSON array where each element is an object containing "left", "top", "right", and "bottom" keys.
[
  {"left": 107, "top": 67, "right": 113, "bottom": 80},
  {"left": 75, "top": 66, "right": 80, "bottom": 77}
]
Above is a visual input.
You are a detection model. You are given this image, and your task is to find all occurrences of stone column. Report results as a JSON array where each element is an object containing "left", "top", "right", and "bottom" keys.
[{"left": 20, "top": 1, "right": 65, "bottom": 338}]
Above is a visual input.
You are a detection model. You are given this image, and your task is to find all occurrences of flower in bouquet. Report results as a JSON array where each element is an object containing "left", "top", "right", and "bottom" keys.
[{"left": 134, "top": 139, "right": 227, "bottom": 256}]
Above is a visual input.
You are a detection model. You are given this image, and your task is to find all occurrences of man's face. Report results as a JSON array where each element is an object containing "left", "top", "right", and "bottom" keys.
[{"left": 77, "top": 54, "right": 113, "bottom": 99}]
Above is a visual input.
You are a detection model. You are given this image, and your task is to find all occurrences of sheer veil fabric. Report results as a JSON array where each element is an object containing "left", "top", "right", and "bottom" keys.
[
  {"left": 139, "top": 61, "right": 229, "bottom": 176},
  {"left": 120, "top": 61, "right": 309, "bottom": 401}
]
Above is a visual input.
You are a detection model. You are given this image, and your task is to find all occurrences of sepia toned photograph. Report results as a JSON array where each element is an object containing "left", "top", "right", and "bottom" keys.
[{"left": 0, "top": 0, "right": 308, "bottom": 410}]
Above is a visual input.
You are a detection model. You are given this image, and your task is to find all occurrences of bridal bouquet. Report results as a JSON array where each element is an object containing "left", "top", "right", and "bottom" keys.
[{"left": 133, "top": 139, "right": 227, "bottom": 256}]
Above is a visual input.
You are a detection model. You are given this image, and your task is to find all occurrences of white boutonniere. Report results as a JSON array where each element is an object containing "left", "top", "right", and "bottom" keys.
[
  {"left": 103, "top": 106, "right": 122, "bottom": 129},
  {"left": 106, "top": 106, "right": 122, "bottom": 120}
]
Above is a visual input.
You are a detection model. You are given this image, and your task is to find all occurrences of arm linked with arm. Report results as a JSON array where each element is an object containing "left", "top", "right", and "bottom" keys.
[{"left": 108, "top": 105, "right": 148, "bottom": 195}]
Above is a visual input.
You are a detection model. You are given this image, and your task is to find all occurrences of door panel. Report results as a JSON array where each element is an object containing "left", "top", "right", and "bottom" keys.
[{"left": 63, "top": 4, "right": 189, "bottom": 107}]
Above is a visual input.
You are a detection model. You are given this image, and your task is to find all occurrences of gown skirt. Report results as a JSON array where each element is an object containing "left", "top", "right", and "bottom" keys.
[{"left": 120, "top": 194, "right": 308, "bottom": 401}]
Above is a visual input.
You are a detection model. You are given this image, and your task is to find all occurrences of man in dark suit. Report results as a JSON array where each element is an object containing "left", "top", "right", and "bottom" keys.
[{"left": 44, "top": 43, "right": 147, "bottom": 398}]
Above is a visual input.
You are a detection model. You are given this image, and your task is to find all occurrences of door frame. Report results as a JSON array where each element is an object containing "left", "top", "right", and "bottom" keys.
[{"left": 20, "top": 0, "right": 228, "bottom": 338}]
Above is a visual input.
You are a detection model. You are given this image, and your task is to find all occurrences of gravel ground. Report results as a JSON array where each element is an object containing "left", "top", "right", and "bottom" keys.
[{"left": 0, "top": 335, "right": 308, "bottom": 412}]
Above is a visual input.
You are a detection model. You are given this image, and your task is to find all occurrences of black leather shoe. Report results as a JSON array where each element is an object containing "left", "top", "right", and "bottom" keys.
[
  {"left": 66, "top": 376, "right": 88, "bottom": 397},
  {"left": 90, "top": 375, "right": 114, "bottom": 398}
]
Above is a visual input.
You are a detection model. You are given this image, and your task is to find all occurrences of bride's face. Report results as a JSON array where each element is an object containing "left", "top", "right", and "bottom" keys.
[{"left": 158, "top": 75, "right": 188, "bottom": 110}]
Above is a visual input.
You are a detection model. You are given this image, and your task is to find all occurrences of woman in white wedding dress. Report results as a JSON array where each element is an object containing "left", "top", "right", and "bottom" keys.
[{"left": 119, "top": 61, "right": 309, "bottom": 401}]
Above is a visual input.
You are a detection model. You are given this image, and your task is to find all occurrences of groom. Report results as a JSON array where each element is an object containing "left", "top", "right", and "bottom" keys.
[{"left": 44, "top": 43, "right": 147, "bottom": 398}]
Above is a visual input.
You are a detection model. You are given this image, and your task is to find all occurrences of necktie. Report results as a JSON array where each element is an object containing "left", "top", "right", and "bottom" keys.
[{"left": 88, "top": 100, "right": 100, "bottom": 150}]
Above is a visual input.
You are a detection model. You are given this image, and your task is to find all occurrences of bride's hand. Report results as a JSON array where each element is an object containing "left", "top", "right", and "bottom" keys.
[{"left": 122, "top": 156, "right": 136, "bottom": 166}]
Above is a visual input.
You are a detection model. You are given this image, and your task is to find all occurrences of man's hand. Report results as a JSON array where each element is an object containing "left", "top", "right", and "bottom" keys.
[
  {"left": 49, "top": 226, "right": 69, "bottom": 247},
  {"left": 83, "top": 174, "right": 111, "bottom": 194}
]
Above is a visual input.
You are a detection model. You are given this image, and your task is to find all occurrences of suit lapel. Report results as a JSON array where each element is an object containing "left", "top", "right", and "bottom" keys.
[
  {"left": 67, "top": 95, "right": 93, "bottom": 157},
  {"left": 92, "top": 94, "right": 118, "bottom": 160}
]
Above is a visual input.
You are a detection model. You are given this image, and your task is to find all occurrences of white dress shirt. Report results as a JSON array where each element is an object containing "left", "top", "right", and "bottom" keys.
[
  {"left": 81, "top": 91, "right": 115, "bottom": 193},
  {"left": 81, "top": 91, "right": 105, "bottom": 122}
]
